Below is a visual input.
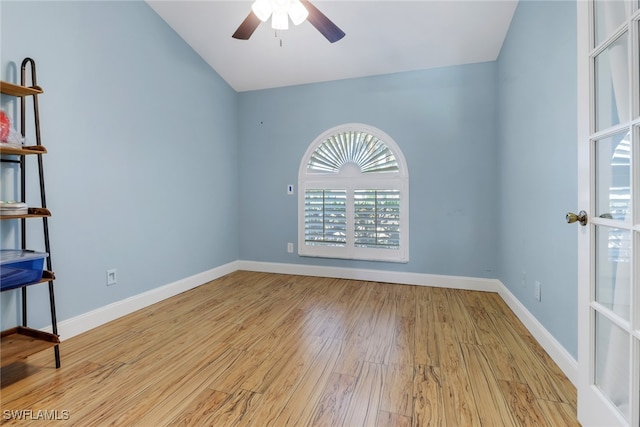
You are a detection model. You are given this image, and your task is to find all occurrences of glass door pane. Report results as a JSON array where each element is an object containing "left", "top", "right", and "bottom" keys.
[
  {"left": 595, "top": 34, "right": 629, "bottom": 131},
  {"left": 594, "top": 0, "right": 629, "bottom": 45},
  {"left": 595, "top": 131, "right": 632, "bottom": 220},
  {"left": 595, "top": 312, "right": 631, "bottom": 421},
  {"left": 595, "top": 225, "right": 632, "bottom": 319}
]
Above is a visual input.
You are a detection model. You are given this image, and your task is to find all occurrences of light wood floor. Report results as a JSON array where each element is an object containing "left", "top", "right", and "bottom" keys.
[{"left": 1, "top": 271, "right": 580, "bottom": 426}]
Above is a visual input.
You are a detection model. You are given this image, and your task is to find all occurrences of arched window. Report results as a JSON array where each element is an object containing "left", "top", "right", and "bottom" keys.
[{"left": 298, "top": 124, "right": 409, "bottom": 263}]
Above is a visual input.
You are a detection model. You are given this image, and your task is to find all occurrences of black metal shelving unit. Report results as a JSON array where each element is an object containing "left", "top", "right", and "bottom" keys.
[{"left": 1, "top": 58, "right": 60, "bottom": 369}]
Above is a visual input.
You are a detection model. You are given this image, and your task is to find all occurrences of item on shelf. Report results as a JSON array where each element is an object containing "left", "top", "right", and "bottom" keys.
[
  {"left": 0, "top": 249, "right": 48, "bottom": 291},
  {"left": 0, "top": 110, "right": 9, "bottom": 141},
  {"left": 0, "top": 109, "right": 24, "bottom": 147},
  {"left": 0, "top": 201, "right": 28, "bottom": 215}
]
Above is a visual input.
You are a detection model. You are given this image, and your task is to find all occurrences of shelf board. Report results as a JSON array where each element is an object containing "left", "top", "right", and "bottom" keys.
[
  {"left": 0, "top": 271, "right": 56, "bottom": 292},
  {"left": 0, "top": 207, "right": 51, "bottom": 220},
  {"left": 0, "top": 81, "right": 43, "bottom": 97},
  {"left": 41, "top": 270, "right": 55, "bottom": 282},
  {"left": 0, "top": 145, "right": 47, "bottom": 156},
  {"left": 1, "top": 326, "right": 59, "bottom": 367}
]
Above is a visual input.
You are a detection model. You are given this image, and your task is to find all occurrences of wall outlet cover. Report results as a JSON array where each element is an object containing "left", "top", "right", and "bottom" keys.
[{"left": 107, "top": 269, "right": 117, "bottom": 286}]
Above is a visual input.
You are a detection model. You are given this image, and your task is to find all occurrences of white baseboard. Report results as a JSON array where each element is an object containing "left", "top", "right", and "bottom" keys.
[
  {"left": 45, "top": 261, "right": 239, "bottom": 340},
  {"left": 495, "top": 283, "right": 579, "bottom": 386},
  {"left": 42, "top": 259, "right": 578, "bottom": 387},
  {"left": 236, "top": 260, "right": 502, "bottom": 292}
]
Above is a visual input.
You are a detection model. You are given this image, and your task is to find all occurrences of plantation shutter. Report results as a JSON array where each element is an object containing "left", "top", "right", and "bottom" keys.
[
  {"left": 304, "top": 189, "right": 347, "bottom": 246},
  {"left": 354, "top": 190, "right": 400, "bottom": 249}
]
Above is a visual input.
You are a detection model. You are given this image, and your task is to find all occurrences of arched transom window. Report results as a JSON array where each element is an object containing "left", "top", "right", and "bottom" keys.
[{"left": 298, "top": 124, "right": 409, "bottom": 263}]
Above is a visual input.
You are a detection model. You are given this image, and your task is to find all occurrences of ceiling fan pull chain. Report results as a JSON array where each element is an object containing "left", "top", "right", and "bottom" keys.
[{"left": 273, "top": 29, "right": 283, "bottom": 47}]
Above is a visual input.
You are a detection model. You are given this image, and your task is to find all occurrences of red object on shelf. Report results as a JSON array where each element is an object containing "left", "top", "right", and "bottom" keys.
[{"left": 0, "top": 110, "right": 9, "bottom": 142}]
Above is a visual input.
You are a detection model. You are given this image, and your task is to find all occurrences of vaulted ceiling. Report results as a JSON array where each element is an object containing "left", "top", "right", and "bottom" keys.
[{"left": 146, "top": 1, "right": 518, "bottom": 92}]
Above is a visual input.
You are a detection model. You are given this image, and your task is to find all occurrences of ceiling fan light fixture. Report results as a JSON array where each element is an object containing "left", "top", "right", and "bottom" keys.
[
  {"left": 251, "top": 0, "right": 273, "bottom": 22},
  {"left": 233, "top": 0, "right": 344, "bottom": 43},
  {"left": 271, "top": 10, "right": 289, "bottom": 30},
  {"left": 288, "top": 0, "right": 309, "bottom": 26}
]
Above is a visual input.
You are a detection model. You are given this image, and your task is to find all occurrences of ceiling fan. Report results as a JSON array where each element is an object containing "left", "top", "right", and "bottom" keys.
[{"left": 232, "top": 0, "right": 345, "bottom": 43}]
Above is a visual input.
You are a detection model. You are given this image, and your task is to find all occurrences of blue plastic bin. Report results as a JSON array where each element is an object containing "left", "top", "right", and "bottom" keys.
[{"left": 0, "top": 250, "right": 48, "bottom": 291}]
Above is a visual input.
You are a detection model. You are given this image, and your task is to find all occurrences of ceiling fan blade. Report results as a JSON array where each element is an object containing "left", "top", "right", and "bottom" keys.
[
  {"left": 301, "top": 0, "right": 345, "bottom": 43},
  {"left": 232, "top": 11, "right": 261, "bottom": 40}
]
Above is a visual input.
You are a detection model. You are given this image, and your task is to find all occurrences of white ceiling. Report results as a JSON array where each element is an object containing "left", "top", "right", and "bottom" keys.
[{"left": 146, "top": 0, "right": 518, "bottom": 92}]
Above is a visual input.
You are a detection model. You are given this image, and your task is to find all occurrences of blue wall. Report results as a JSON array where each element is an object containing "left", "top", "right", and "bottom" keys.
[
  {"left": 238, "top": 64, "right": 500, "bottom": 277},
  {"left": 497, "top": 0, "right": 578, "bottom": 357},
  {"left": 1, "top": 1, "right": 239, "bottom": 328},
  {"left": 1, "top": 0, "right": 579, "bottom": 359}
]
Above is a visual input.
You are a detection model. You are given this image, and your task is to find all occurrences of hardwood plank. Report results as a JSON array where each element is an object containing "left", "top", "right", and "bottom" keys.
[
  {"left": 377, "top": 410, "right": 412, "bottom": 427},
  {"left": 434, "top": 321, "right": 482, "bottom": 426},
  {"left": 334, "top": 283, "right": 388, "bottom": 376},
  {"left": 208, "top": 347, "right": 273, "bottom": 394},
  {"left": 230, "top": 304, "right": 305, "bottom": 352},
  {"left": 414, "top": 288, "right": 439, "bottom": 367},
  {"left": 429, "top": 287, "right": 452, "bottom": 323},
  {"left": 66, "top": 327, "right": 233, "bottom": 425},
  {"left": 482, "top": 341, "right": 527, "bottom": 383},
  {"left": 240, "top": 335, "right": 324, "bottom": 393},
  {"left": 342, "top": 361, "right": 385, "bottom": 427},
  {"left": 319, "top": 279, "right": 373, "bottom": 341},
  {"left": 413, "top": 364, "right": 446, "bottom": 427},
  {"left": 1, "top": 360, "right": 114, "bottom": 408},
  {"left": 489, "top": 311, "right": 570, "bottom": 404},
  {"left": 0, "top": 362, "right": 42, "bottom": 389},
  {"left": 459, "top": 289, "right": 493, "bottom": 309},
  {"left": 445, "top": 289, "right": 481, "bottom": 345},
  {"left": 537, "top": 399, "right": 582, "bottom": 427},
  {"left": 364, "top": 286, "right": 398, "bottom": 365},
  {"left": 166, "top": 388, "right": 229, "bottom": 426},
  {"left": 240, "top": 337, "right": 331, "bottom": 426},
  {"left": 309, "top": 372, "right": 357, "bottom": 427},
  {"left": 460, "top": 343, "right": 515, "bottom": 427},
  {"left": 388, "top": 314, "right": 415, "bottom": 367},
  {"left": 519, "top": 334, "right": 578, "bottom": 409},
  {"left": 195, "top": 388, "right": 260, "bottom": 426},
  {"left": 393, "top": 283, "right": 417, "bottom": 319},
  {"left": 130, "top": 347, "right": 244, "bottom": 426},
  {"left": 120, "top": 316, "right": 236, "bottom": 365},
  {"left": 270, "top": 338, "right": 344, "bottom": 427},
  {"left": 466, "top": 305, "right": 503, "bottom": 347},
  {"left": 302, "top": 307, "right": 347, "bottom": 340},
  {"left": 55, "top": 329, "right": 144, "bottom": 366},
  {"left": 380, "top": 362, "right": 414, "bottom": 417},
  {"left": 498, "top": 380, "right": 549, "bottom": 427}
]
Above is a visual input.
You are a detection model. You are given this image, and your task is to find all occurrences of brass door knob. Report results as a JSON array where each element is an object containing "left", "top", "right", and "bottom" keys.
[{"left": 566, "top": 210, "right": 588, "bottom": 226}]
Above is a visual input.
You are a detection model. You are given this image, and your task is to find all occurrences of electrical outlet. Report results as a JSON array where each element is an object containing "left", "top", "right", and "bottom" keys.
[
  {"left": 107, "top": 269, "right": 117, "bottom": 286},
  {"left": 287, "top": 242, "right": 294, "bottom": 253},
  {"left": 534, "top": 281, "right": 541, "bottom": 301},
  {"left": 521, "top": 271, "right": 526, "bottom": 287},
  {"left": 287, "top": 184, "right": 294, "bottom": 195}
]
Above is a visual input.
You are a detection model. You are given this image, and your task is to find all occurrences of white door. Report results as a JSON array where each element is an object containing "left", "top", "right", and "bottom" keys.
[{"left": 576, "top": 1, "right": 639, "bottom": 426}]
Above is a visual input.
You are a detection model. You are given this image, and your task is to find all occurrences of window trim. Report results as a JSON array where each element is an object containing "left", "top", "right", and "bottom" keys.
[{"left": 298, "top": 123, "right": 409, "bottom": 263}]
